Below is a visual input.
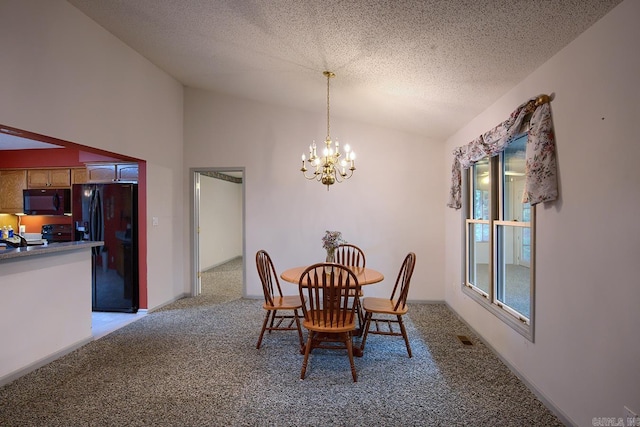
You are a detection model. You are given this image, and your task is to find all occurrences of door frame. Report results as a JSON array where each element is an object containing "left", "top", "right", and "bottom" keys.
[{"left": 190, "top": 167, "right": 246, "bottom": 297}]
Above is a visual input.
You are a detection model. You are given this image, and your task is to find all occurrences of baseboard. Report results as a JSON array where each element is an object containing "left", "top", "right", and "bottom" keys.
[
  {"left": 444, "top": 302, "right": 575, "bottom": 427},
  {"left": 0, "top": 336, "right": 93, "bottom": 387},
  {"left": 146, "top": 293, "right": 189, "bottom": 313}
]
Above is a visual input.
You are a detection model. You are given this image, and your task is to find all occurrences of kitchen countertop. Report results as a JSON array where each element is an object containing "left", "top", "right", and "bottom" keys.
[{"left": 0, "top": 241, "right": 103, "bottom": 261}]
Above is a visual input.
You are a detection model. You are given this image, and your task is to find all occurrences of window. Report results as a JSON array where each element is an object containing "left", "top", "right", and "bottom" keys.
[{"left": 464, "top": 134, "right": 534, "bottom": 340}]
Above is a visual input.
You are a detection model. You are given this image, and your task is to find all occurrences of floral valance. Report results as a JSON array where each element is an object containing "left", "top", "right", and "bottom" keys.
[{"left": 447, "top": 95, "right": 558, "bottom": 209}]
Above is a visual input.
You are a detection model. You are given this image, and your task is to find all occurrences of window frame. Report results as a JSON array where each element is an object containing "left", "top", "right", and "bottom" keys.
[{"left": 462, "top": 136, "right": 535, "bottom": 341}]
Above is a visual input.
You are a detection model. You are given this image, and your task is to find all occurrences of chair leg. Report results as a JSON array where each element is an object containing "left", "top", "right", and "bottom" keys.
[
  {"left": 293, "top": 309, "right": 304, "bottom": 353},
  {"left": 300, "top": 333, "right": 313, "bottom": 380},
  {"left": 359, "top": 312, "right": 373, "bottom": 352},
  {"left": 397, "top": 315, "right": 412, "bottom": 358},
  {"left": 256, "top": 310, "right": 271, "bottom": 349},
  {"left": 345, "top": 333, "right": 357, "bottom": 382},
  {"left": 354, "top": 296, "right": 364, "bottom": 334},
  {"left": 268, "top": 309, "right": 278, "bottom": 333}
]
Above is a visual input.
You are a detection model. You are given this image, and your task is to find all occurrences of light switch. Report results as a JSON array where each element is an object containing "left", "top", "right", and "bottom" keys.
[{"left": 152, "top": 216, "right": 159, "bottom": 226}]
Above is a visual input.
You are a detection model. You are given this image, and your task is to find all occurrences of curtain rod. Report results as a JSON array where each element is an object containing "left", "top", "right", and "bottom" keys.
[{"left": 535, "top": 94, "right": 551, "bottom": 107}]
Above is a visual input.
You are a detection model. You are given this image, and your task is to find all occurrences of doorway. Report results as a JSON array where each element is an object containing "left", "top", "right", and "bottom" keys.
[{"left": 191, "top": 168, "right": 245, "bottom": 297}]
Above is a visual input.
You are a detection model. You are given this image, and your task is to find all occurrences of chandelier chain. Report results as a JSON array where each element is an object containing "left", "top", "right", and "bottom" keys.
[{"left": 326, "top": 72, "right": 330, "bottom": 140}]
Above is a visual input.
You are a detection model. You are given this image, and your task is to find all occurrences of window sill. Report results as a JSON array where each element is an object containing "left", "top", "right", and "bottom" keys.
[{"left": 462, "top": 284, "right": 534, "bottom": 342}]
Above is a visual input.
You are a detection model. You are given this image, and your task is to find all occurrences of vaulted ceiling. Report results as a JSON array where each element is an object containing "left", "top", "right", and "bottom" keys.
[{"left": 14, "top": 1, "right": 628, "bottom": 148}]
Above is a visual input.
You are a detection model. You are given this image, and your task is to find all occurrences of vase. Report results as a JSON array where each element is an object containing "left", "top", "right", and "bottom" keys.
[{"left": 325, "top": 248, "right": 335, "bottom": 273}]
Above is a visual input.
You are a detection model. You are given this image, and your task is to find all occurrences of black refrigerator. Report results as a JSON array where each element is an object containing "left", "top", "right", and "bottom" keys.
[{"left": 72, "top": 183, "right": 138, "bottom": 313}]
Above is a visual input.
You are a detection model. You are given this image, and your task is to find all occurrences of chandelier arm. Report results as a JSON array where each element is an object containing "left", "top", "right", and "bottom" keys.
[
  {"left": 333, "top": 169, "right": 343, "bottom": 183},
  {"left": 301, "top": 168, "right": 320, "bottom": 180},
  {"left": 333, "top": 166, "right": 355, "bottom": 183}
]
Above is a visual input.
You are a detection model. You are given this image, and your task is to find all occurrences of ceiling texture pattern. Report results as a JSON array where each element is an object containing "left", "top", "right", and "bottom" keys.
[{"left": 61, "top": 0, "right": 621, "bottom": 141}]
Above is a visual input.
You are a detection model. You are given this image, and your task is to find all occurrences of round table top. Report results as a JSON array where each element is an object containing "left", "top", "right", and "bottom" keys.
[{"left": 280, "top": 265, "right": 384, "bottom": 285}]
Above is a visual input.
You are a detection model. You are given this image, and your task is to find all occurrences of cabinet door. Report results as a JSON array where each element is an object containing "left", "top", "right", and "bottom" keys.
[
  {"left": 27, "top": 169, "right": 50, "bottom": 188},
  {"left": 0, "top": 170, "right": 27, "bottom": 213},
  {"left": 48, "top": 169, "right": 71, "bottom": 187},
  {"left": 27, "top": 169, "right": 70, "bottom": 188},
  {"left": 87, "top": 164, "right": 116, "bottom": 182},
  {"left": 116, "top": 164, "right": 138, "bottom": 182},
  {"left": 71, "top": 168, "right": 88, "bottom": 184}
]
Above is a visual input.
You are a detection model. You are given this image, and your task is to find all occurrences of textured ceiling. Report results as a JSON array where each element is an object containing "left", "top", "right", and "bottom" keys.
[{"left": 62, "top": 0, "right": 621, "bottom": 141}]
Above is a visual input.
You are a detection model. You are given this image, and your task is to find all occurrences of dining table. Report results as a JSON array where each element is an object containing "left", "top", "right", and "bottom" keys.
[
  {"left": 279, "top": 265, "right": 384, "bottom": 287},
  {"left": 280, "top": 264, "right": 384, "bottom": 356}
]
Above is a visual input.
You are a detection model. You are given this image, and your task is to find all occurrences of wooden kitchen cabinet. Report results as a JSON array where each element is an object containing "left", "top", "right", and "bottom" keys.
[
  {"left": 71, "top": 168, "right": 88, "bottom": 184},
  {"left": 116, "top": 164, "right": 139, "bottom": 182},
  {"left": 27, "top": 169, "right": 71, "bottom": 188},
  {"left": 86, "top": 163, "right": 138, "bottom": 183},
  {"left": 0, "top": 170, "right": 27, "bottom": 213}
]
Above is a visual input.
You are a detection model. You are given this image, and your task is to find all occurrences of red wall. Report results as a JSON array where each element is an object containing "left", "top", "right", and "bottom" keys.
[{"left": 1, "top": 148, "right": 123, "bottom": 168}]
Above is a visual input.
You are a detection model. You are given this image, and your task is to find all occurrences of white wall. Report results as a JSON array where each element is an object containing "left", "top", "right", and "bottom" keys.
[
  {"left": 184, "top": 88, "right": 445, "bottom": 301},
  {"left": 0, "top": 0, "right": 185, "bottom": 310},
  {"left": 444, "top": 1, "right": 640, "bottom": 425},
  {"left": 199, "top": 174, "right": 242, "bottom": 270},
  {"left": 1, "top": 250, "right": 92, "bottom": 383}
]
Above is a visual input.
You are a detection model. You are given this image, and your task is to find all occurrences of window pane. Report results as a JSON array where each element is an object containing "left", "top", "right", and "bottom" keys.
[
  {"left": 503, "top": 135, "right": 528, "bottom": 222},
  {"left": 472, "top": 159, "right": 490, "bottom": 243},
  {"left": 472, "top": 159, "right": 490, "bottom": 220},
  {"left": 468, "top": 222, "right": 490, "bottom": 295},
  {"left": 496, "top": 224, "right": 530, "bottom": 319}
]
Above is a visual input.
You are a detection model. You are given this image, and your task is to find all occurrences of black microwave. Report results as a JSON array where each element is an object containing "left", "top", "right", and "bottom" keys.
[{"left": 23, "top": 188, "right": 71, "bottom": 215}]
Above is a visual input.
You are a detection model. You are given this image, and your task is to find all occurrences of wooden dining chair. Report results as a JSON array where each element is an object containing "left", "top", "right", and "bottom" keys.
[
  {"left": 335, "top": 243, "right": 366, "bottom": 268},
  {"left": 255, "top": 250, "right": 304, "bottom": 351},
  {"left": 335, "top": 243, "right": 366, "bottom": 331},
  {"left": 360, "top": 252, "right": 416, "bottom": 357},
  {"left": 298, "top": 263, "right": 361, "bottom": 382}
]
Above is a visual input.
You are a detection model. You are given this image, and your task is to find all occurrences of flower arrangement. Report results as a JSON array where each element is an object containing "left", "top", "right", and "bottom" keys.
[{"left": 322, "top": 230, "right": 345, "bottom": 252}]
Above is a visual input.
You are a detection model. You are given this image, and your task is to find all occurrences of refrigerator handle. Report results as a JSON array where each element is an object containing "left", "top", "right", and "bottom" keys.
[
  {"left": 89, "top": 187, "right": 103, "bottom": 256},
  {"left": 96, "top": 188, "right": 103, "bottom": 242},
  {"left": 89, "top": 189, "right": 95, "bottom": 240}
]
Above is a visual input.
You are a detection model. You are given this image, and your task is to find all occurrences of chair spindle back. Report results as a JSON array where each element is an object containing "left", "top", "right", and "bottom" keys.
[
  {"left": 299, "top": 263, "right": 360, "bottom": 328},
  {"left": 390, "top": 252, "right": 416, "bottom": 311},
  {"left": 256, "top": 250, "right": 283, "bottom": 306},
  {"left": 335, "top": 244, "right": 366, "bottom": 268}
]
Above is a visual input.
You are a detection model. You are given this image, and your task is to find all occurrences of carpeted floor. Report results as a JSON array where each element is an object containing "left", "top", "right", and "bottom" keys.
[{"left": 0, "top": 257, "right": 563, "bottom": 426}]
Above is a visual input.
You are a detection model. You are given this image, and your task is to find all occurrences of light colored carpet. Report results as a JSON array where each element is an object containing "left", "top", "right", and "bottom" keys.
[
  {"left": 161, "top": 257, "right": 244, "bottom": 309},
  {"left": 0, "top": 257, "right": 563, "bottom": 426}
]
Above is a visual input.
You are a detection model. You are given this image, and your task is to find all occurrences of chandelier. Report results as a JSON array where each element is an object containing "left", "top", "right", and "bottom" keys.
[{"left": 300, "top": 71, "right": 355, "bottom": 190}]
